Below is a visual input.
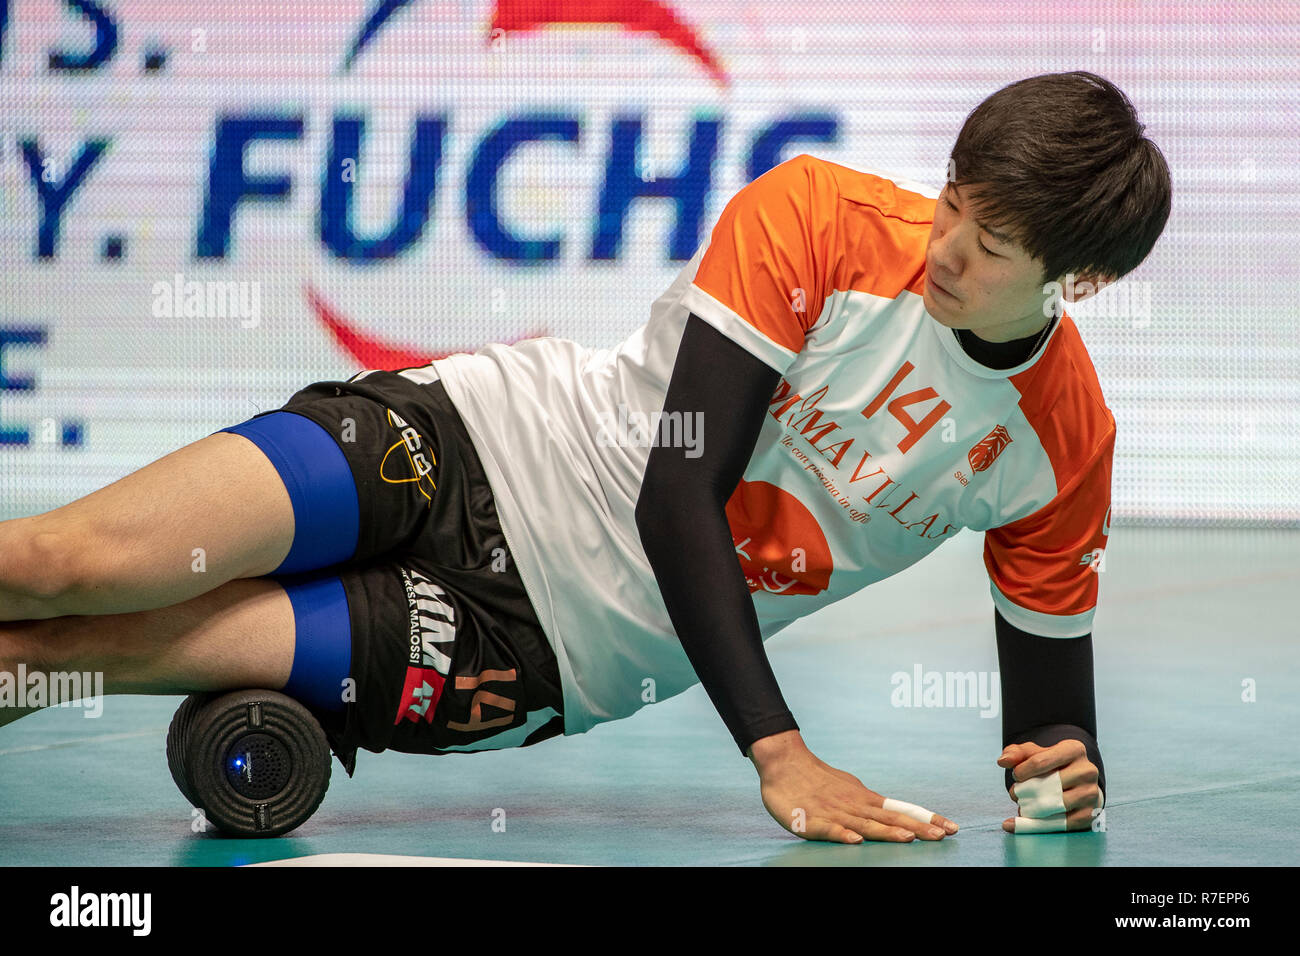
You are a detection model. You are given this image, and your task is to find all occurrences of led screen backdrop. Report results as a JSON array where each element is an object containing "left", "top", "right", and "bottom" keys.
[{"left": 1, "top": 1, "right": 1296, "bottom": 525}]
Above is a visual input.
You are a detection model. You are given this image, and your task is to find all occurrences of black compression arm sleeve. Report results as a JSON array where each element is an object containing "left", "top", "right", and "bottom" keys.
[
  {"left": 995, "top": 608, "right": 1106, "bottom": 800},
  {"left": 634, "top": 314, "right": 799, "bottom": 757}
]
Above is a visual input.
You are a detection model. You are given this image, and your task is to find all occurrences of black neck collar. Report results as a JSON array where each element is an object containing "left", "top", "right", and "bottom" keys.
[{"left": 954, "top": 317, "right": 1056, "bottom": 370}]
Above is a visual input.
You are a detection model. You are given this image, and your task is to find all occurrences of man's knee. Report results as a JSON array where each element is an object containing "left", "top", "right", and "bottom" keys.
[{"left": 0, "top": 519, "right": 87, "bottom": 608}]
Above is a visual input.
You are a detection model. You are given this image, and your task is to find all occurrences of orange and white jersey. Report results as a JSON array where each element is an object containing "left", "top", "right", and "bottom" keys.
[{"left": 431, "top": 153, "right": 1115, "bottom": 735}]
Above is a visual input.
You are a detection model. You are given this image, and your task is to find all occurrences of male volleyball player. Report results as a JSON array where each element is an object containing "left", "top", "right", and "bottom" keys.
[{"left": 0, "top": 71, "right": 1170, "bottom": 843}]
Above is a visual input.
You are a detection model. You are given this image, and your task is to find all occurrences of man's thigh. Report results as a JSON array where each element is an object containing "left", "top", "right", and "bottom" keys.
[
  {"left": 222, "top": 370, "right": 451, "bottom": 573},
  {"left": 267, "top": 368, "right": 566, "bottom": 768},
  {"left": 313, "top": 556, "right": 565, "bottom": 774}
]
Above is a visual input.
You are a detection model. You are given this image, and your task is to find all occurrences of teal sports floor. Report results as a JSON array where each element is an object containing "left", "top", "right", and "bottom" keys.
[{"left": 2, "top": 525, "right": 1296, "bottom": 866}]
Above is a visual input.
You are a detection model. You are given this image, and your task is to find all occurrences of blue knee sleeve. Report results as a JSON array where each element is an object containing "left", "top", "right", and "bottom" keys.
[
  {"left": 218, "top": 411, "right": 359, "bottom": 573},
  {"left": 278, "top": 573, "right": 352, "bottom": 713}
]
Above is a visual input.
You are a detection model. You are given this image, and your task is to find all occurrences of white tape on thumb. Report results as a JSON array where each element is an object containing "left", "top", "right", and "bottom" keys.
[
  {"left": 1012, "top": 771, "right": 1066, "bottom": 818},
  {"left": 1012, "top": 814, "right": 1069, "bottom": 834},
  {"left": 882, "top": 797, "right": 935, "bottom": 825}
]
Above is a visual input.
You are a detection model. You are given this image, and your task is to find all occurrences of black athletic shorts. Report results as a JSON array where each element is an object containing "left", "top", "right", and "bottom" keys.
[{"left": 228, "top": 368, "right": 566, "bottom": 776}]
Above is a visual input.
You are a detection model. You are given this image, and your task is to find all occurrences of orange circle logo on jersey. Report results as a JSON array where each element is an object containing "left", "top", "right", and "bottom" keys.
[{"left": 725, "top": 480, "right": 832, "bottom": 596}]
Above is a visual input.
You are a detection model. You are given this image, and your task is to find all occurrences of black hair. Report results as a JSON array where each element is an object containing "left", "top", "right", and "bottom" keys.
[{"left": 948, "top": 71, "right": 1172, "bottom": 286}]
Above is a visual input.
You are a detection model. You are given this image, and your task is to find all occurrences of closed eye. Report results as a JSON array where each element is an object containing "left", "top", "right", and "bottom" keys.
[{"left": 944, "top": 196, "right": 1000, "bottom": 257}]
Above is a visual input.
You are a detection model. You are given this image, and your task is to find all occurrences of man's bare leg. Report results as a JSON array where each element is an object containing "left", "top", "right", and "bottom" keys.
[
  {"left": 0, "top": 576, "right": 296, "bottom": 729},
  {"left": 0, "top": 432, "right": 295, "bottom": 621}
]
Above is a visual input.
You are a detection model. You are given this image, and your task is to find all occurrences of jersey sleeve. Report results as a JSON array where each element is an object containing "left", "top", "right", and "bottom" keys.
[
  {"left": 679, "top": 153, "right": 839, "bottom": 374},
  {"left": 635, "top": 315, "right": 798, "bottom": 756},
  {"left": 983, "top": 428, "right": 1115, "bottom": 637},
  {"left": 994, "top": 610, "right": 1105, "bottom": 801}
]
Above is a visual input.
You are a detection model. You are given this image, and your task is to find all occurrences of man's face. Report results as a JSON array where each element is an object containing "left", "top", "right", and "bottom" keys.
[{"left": 922, "top": 182, "right": 1054, "bottom": 342}]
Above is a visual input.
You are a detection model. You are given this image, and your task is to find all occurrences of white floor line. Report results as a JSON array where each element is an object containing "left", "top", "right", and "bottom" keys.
[
  {"left": 246, "top": 852, "right": 587, "bottom": 867},
  {"left": 0, "top": 728, "right": 165, "bottom": 757}
]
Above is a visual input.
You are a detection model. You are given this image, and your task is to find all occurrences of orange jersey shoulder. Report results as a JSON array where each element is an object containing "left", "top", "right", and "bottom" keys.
[
  {"left": 985, "top": 317, "right": 1117, "bottom": 628},
  {"left": 688, "top": 154, "right": 935, "bottom": 360}
]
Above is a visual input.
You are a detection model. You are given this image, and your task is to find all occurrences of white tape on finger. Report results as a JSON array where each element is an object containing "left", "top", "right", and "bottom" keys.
[
  {"left": 1012, "top": 814, "right": 1069, "bottom": 834},
  {"left": 1012, "top": 771, "right": 1066, "bottom": 818},
  {"left": 882, "top": 797, "right": 934, "bottom": 825}
]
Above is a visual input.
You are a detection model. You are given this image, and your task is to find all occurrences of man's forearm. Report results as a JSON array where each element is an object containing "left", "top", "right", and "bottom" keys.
[
  {"left": 638, "top": 493, "right": 799, "bottom": 756},
  {"left": 635, "top": 315, "right": 799, "bottom": 757},
  {"left": 995, "top": 609, "right": 1105, "bottom": 797}
]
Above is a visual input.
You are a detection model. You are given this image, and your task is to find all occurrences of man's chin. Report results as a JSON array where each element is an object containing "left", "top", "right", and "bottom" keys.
[{"left": 923, "top": 291, "right": 963, "bottom": 328}]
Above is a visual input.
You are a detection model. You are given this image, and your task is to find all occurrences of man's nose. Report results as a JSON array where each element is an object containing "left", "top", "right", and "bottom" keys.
[{"left": 931, "top": 240, "right": 959, "bottom": 277}]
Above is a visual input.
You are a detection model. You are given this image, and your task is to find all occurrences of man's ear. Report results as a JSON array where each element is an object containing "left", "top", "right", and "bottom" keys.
[{"left": 1058, "top": 272, "right": 1117, "bottom": 304}]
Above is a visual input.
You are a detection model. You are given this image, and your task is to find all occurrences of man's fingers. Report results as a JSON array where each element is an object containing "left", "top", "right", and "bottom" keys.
[
  {"left": 811, "top": 817, "right": 911, "bottom": 844},
  {"left": 881, "top": 797, "right": 957, "bottom": 836},
  {"left": 997, "top": 741, "right": 1044, "bottom": 768},
  {"left": 805, "top": 807, "right": 947, "bottom": 844},
  {"left": 1008, "top": 772, "right": 1067, "bottom": 818},
  {"left": 1056, "top": 758, "right": 1100, "bottom": 791},
  {"left": 929, "top": 813, "right": 959, "bottom": 834},
  {"left": 881, "top": 797, "right": 934, "bottom": 824},
  {"left": 1016, "top": 741, "right": 1084, "bottom": 780},
  {"left": 999, "top": 745, "right": 1105, "bottom": 835},
  {"left": 871, "top": 810, "right": 947, "bottom": 840},
  {"left": 1001, "top": 739, "right": 1087, "bottom": 781},
  {"left": 813, "top": 805, "right": 945, "bottom": 842},
  {"left": 1010, "top": 753, "right": 1096, "bottom": 791},
  {"left": 1004, "top": 814, "right": 1065, "bottom": 834},
  {"left": 1003, "top": 805, "right": 1098, "bottom": 834},
  {"left": 822, "top": 822, "right": 866, "bottom": 844},
  {"left": 841, "top": 813, "right": 928, "bottom": 842},
  {"left": 1062, "top": 782, "right": 1104, "bottom": 813},
  {"left": 1009, "top": 765, "right": 1103, "bottom": 809}
]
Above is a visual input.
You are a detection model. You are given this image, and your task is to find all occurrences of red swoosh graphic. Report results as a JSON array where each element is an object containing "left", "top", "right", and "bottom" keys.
[
  {"left": 491, "top": 0, "right": 727, "bottom": 86},
  {"left": 305, "top": 285, "right": 546, "bottom": 369}
]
